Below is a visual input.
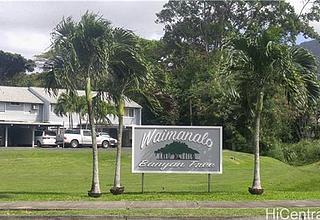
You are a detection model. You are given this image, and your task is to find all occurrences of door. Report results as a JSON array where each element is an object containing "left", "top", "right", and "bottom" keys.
[{"left": 82, "top": 130, "right": 92, "bottom": 145}]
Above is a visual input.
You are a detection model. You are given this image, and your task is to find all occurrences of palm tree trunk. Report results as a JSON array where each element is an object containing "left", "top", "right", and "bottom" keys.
[
  {"left": 114, "top": 110, "right": 123, "bottom": 187},
  {"left": 86, "top": 114, "right": 89, "bottom": 129},
  {"left": 71, "top": 114, "right": 73, "bottom": 128},
  {"left": 110, "top": 99, "right": 125, "bottom": 195},
  {"left": 68, "top": 114, "right": 71, "bottom": 129},
  {"left": 86, "top": 77, "right": 101, "bottom": 197},
  {"left": 79, "top": 114, "right": 82, "bottom": 129},
  {"left": 249, "top": 91, "right": 264, "bottom": 195}
]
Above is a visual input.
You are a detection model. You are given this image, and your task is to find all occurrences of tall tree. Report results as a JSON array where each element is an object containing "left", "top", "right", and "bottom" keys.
[
  {"left": 75, "top": 95, "right": 87, "bottom": 127},
  {"left": 225, "top": 27, "right": 320, "bottom": 194},
  {"left": 93, "top": 95, "right": 116, "bottom": 125},
  {"left": 101, "top": 28, "right": 148, "bottom": 195},
  {"left": 154, "top": 0, "right": 320, "bottom": 145},
  {"left": 45, "top": 12, "right": 112, "bottom": 197},
  {"left": 54, "top": 92, "right": 77, "bottom": 128},
  {"left": 8, "top": 72, "right": 46, "bottom": 87},
  {"left": 0, "top": 50, "right": 35, "bottom": 85},
  {"left": 137, "top": 38, "right": 178, "bottom": 125},
  {"left": 157, "top": 1, "right": 320, "bottom": 54},
  {"left": 55, "top": 92, "right": 115, "bottom": 128}
]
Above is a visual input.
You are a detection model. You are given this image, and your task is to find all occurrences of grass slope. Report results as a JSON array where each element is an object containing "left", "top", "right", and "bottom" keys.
[{"left": 0, "top": 148, "right": 319, "bottom": 201}]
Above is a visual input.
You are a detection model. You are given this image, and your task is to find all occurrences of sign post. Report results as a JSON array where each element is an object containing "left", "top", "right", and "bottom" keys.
[
  {"left": 132, "top": 126, "right": 222, "bottom": 192},
  {"left": 208, "top": 174, "right": 211, "bottom": 193},
  {"left": 141, "top": 173, "right": 145, "bottom": 193}
]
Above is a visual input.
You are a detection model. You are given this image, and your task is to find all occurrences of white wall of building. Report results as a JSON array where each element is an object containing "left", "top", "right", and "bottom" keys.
[
  {"left": 0, "top": 102, "right": 43, "bottom": 122},
  {"left": 48, "top": 104, "right": 141, "bottom": 128}
]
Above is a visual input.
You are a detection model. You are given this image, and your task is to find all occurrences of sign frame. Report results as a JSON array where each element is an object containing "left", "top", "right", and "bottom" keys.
[{"left": 132, "top": 125, "right": 223, "bottom": 174}]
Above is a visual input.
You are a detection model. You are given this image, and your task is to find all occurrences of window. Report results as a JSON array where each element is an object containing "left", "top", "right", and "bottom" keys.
[
  {"left": 45, "top": 131, "right": 57, "bottom": 136},
  {"left": 83, "top": 131, "right": 91, "bottom": 136},
  {"left": 24, "top": 104, "right": 29, "bottom": 113},
  {"left": 51, "top": 104, "right": 56, "bottom": 112},
  {"left": 10, "top": 102, "right": 21, "bottom": 106},
  {"left": 6, "top": 102, "right": 23, "bottom": 111},
  {"left": 30, "top": 104, "right": 38, "bottom": 114},
  {"left": 99, "top": 132, "right": 110, "bottom": 137},
  {"left": 65, "top": 129, "right": 81, "bottom": 134},
  {"left": 125, "top": 108, "right": 134, "bottom": 117},
  {"left": 0, "top": 103, "right": 4, "bottom": 112},
  {"left": 31, "top": 104, "right": 39, "bottom": 110},
  {"left": 35, "top": 131, "right": 43, "bottom": 136}
]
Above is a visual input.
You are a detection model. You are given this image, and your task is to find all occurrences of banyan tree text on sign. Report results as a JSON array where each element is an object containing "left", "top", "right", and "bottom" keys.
[{"left": 132, "top": 126, "right": 222, "bottom": 174}]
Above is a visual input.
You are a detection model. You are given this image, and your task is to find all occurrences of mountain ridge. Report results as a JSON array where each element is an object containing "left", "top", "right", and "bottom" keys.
[{"left": 300, "top": 40, "right": 320, "bottom": 78}]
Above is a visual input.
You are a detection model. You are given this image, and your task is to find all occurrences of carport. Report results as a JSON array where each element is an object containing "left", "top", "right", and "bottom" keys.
[
  {"left": 96, "top": 125, "right": 133, "bottom": 147},
  {"left": 0, "top": 121, "right": 62, "bottom": 147}
]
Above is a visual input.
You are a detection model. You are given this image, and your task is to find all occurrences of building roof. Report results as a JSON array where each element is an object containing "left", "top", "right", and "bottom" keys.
[
  {"left": 29, "top": 87, "right": 142, "bottom": 108},
  {"left": 0, "top": 86, "right": 43, "bottom": 104},
  {"left": 0, "top": 121, "right": 62, "bottom": 126}
]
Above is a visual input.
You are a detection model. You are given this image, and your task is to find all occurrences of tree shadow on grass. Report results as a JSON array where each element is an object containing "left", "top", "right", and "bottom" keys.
[
  {"left": 0, "top": 191, "right": 73, "bottom": 199},
  {"left": 123, "top": 191, "right": 240, "bottom": 196},
  {"left": 119, "top": 190, "right": 259, "bottom": 200}
]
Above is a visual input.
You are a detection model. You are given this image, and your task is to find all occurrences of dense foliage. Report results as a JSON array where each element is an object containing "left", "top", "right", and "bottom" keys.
[
  {"left": 139, "top": 0, "right": 320, "bottom": 157},
  {"left": 0, "top": 50, "right": 35, "bottom": 85},
  {"left": 281, "top": 139, "right": 320, "bottom": 166}
]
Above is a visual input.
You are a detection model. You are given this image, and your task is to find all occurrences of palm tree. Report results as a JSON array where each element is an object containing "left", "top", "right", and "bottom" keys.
[
  {"left": 75, "top": 95, "right": 87, "bottom": 128},
  {"left": 93, "top": 95, "right": 116, "bottom": 125},
  {"left": 55, "top": 92, "right": 87, "bottom": 128},
  {"left": 102, "top": 28, "right": 148, "bottom": 195},
  {"left": 54, "top": 92, "right": 76, "bottom": 128},
  {"left": 44, "top": 12, "right": 112, "bottom": 197},
  {"left": 225, "top": 28, "right": 320, "bottom": 194}
]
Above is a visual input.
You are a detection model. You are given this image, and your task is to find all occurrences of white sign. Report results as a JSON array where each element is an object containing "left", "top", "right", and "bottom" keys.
[{"left": 132, "top": 126, "right": 222, "bottom": 174}]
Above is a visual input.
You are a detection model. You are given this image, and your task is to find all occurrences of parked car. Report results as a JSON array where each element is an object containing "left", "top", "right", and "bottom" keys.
[
  {"left": 34, "top": 130, "right": 57, "bottom": 147},
  {"left": 63, "top": 129, "right": 117, "bottom": 148},
  {"left": 97, "top": 132, "right": 117, "bottom": 148}
]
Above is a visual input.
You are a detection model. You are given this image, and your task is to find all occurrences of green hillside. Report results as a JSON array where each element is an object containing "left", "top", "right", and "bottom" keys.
[
  {"left": 300, "top": 40, "right": 320, "bottom": 78},
  {"left": 300, "top": 40, "right": 320, "bottom": 57},
  {"left": 0, "top": 148, "right": 319, "bottom": 201}
]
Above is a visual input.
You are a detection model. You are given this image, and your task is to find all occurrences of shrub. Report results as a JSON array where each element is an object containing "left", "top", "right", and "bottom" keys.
[
  {"left": 280, "top": 139, "right": 320, "bottom": 166},
  {"left": 260, "top": 137, "right": 285, "bottom": 162}
]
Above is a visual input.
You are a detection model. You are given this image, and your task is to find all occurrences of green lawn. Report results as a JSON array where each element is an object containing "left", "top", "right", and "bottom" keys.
[
  {"left": 2, "top": 208, "right": 320, "bottom": 217},
  {"left": 0, "top": 209, "right": 264, "bottom": 217},
  {"left": 0, "top": 148, "right": 319, "bottom": 201}
]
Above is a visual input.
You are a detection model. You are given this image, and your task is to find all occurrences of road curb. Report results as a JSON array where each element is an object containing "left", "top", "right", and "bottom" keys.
[
  {"left": 0, "top": 200, "right": 320, "bottom": 210},
  {"left": 0, "top": 216, "right": 266, "bottom": 220}
]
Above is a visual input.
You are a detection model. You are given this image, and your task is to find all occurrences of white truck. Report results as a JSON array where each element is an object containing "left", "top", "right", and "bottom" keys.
[{"left": 63, "top": 129, "right": 117, "bottom": 148}]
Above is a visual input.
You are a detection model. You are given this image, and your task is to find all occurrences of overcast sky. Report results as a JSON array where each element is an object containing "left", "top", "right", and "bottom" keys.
[
  {"left": 0, "top": 1, "right": 166, "bottom": 59},
  {"left": 0, "top": 0, "right": 319, "bottom": 59}
]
